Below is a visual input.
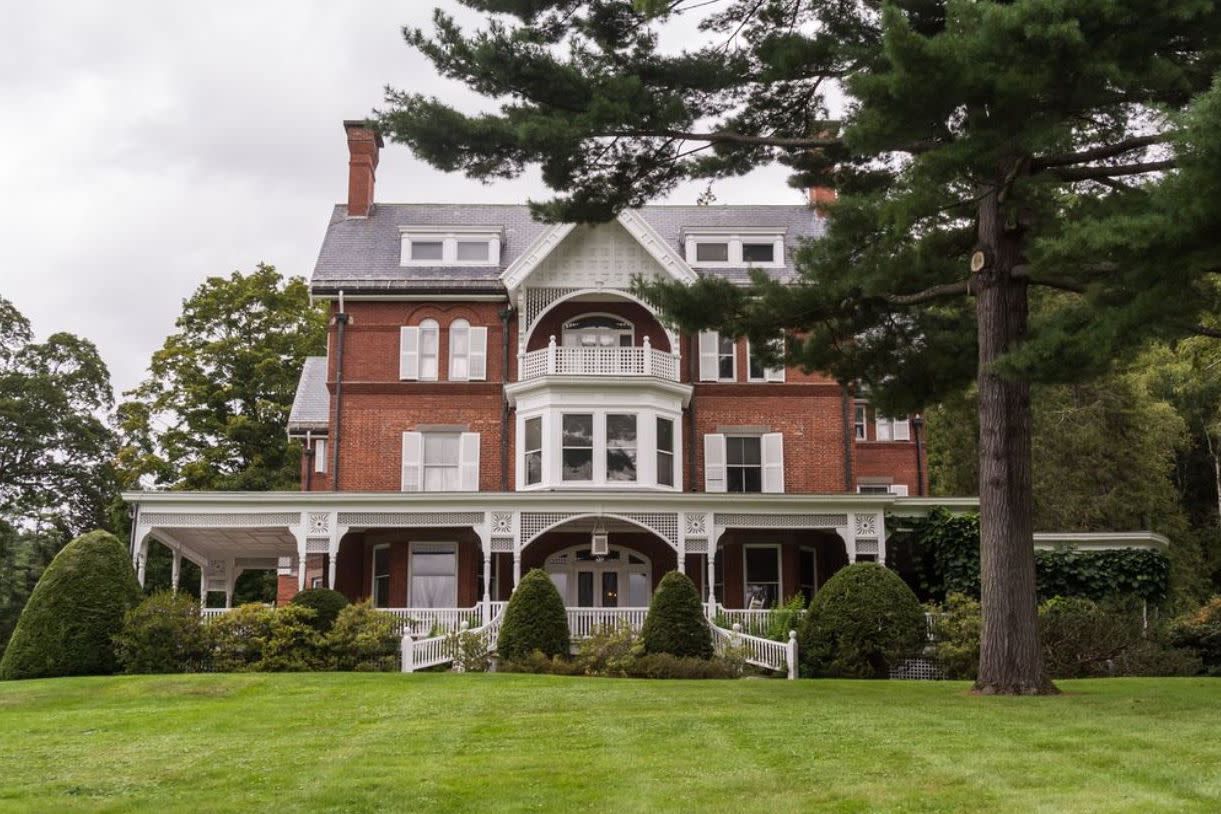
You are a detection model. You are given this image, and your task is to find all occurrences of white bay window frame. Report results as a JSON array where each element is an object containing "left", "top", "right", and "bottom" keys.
[{"left": 684, "top": 228, "right": 785, "bottom": 269}]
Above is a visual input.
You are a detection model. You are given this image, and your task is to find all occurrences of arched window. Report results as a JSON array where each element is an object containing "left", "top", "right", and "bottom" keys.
[
  {"left": 449, "top": 319, "right": 470, "bottom": 380},
  {"left": 418, "top": 319, "right": 439, "bottom": 381},
  {"left": 561, "top": 314, "right": 634, "bottom": 348}
]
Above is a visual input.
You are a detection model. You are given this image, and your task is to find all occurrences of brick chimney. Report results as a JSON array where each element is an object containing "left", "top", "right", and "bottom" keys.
[
  {"left": 808, "top": 185, "right": 837, "bottom": 216},
  {"left": 344, "top": 120, "right": 383, "bottom": 218}
]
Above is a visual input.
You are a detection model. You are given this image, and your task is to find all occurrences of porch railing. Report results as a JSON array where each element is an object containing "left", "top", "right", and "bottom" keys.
[
  {"left": 712, "top": 622, "right": 798, "bottom": 679},
  {"left": 402, "top": 607, "right": 507, "bottom": 673},
  {"left": 519, "top": 338, "right": 679, "bottom": 382},
  {"left": 714, "top": 604, "right": 806, "bottom": 637},
  {"left": 566, "top": 607, "right": 650, "bottom": 638},
  {"left": 383, "top": 607, "right": 485, "bottom": 637}
]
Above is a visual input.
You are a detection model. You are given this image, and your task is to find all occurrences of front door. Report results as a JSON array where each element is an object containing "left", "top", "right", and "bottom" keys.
[{"left": 546, "top": 544, "right": 650, "bottom": 607}]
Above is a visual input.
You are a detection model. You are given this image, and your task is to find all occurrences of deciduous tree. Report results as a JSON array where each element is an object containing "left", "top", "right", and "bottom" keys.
[{"left": 381, "top": 0, "right": 1221, "bottom": 694}]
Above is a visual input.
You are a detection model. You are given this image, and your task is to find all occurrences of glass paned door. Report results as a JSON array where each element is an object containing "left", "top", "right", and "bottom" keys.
[
  {"left": 577, "top": 571, "right": 594, "bottom": 607},
  {"left": 601, "top": 572, "right": 619, "bottom": 607}
]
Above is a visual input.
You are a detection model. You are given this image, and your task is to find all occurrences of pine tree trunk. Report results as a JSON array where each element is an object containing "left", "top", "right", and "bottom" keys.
[{"left": 971, "top": 189, "right": 1057, "bottom": 695}]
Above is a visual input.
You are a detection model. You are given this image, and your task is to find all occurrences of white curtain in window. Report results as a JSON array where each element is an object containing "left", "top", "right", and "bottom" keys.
[{"left": 410, "top": 547, "right": 457, "bottom": 608}]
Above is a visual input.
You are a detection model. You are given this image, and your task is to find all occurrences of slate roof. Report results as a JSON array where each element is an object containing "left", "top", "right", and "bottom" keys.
[
  {"left": 287, "top": 356, "right": 329, "bottom": 434},
  {"left": 310, "top": 203, "right": 825, "bottom": 294}
]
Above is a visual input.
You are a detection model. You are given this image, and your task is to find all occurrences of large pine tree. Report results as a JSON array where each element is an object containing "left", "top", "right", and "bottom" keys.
[{"left": 380, "top": 1, "right": 1221, "bottom": 693}]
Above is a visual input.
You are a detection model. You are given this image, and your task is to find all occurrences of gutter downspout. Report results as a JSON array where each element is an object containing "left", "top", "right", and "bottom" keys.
[
  {"left": 304, "top": 430, "right": 314, "bottom": 492},
  {"left": 913, "top": 415, "right": 926, "bottom": 496},
  {"left": 331, "top": 290, "right": 348, "bottom": 489},
  {"left": 499, "top": 304, "right": 514, "bottom": 491}
]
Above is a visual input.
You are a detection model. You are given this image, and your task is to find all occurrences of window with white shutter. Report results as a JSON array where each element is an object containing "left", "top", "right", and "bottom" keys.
[
  {"left": 747, "top": 338, "right": 786, "bottom": 382},
  {"left": 892, "top": 417, "right": 911, "bottom": 441},
  {"left": 401, "top": 431, "right": 423, "bottom": 491},
  {"left": 888, "top": 484, "right": 909, "bottom": 496},
  {"left": 314, "top": 439, "right": 327, "bottom": 474},
  {"left": 703, "top": 433, "right": 727, "bottom": 492},
  {"left": 399, "top": 326, "right": 420, "bottom": 380},
  {"left": 459, "top": 432, "right": 480, "bottom": 491},
  {"left": 468, "top": 326, "right": 488, "bottom": 380},
  {"left": 876, "top": 416, "right": 893, "bottom": 441},
  {"left": 418, "top": 320, "right": 439, "bottom": 381},
  {"left": 761, "top": 432, "right": 784, "bottom": 493},
  {"left": 449, "top": 320, "right": 471, "bottom": 380}
]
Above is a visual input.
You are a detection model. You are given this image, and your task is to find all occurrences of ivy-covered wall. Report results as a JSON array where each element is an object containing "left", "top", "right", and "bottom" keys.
[{"left": 887, "top": 510, "right": 1170, "bottom": 603}]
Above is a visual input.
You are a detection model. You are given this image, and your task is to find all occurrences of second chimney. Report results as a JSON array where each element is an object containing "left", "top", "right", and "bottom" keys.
[
  {"left": 808, "top": 185, "right": 837, "bottom": 216},
  {"left": 344, "top": 120, "right": 383, "bottom": 218}
]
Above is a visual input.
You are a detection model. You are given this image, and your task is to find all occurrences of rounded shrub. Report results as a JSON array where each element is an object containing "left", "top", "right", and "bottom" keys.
[
  {"left": 1170, "top": 597, "right": 1221, "bottom": 676},
  {"left": 290, "top": 587, "right": 349, "bottom": 632},
  {"left": 0, "top": 530, "right": 142, "bottom": 680},
  {"left": 798, "top": 563, "right": 926, "bottom": 678},
  {"left": 640, "top": 571, "right": 712, "bottom": 659},
  {"left": 326, "top": 602, "right": 401, "bottom": 672},
  {"left": 114, "top": 591, "right": 210, "bottom": 674},
  {"left": 497, "top": 568, "right": 570, "bottom": 661}
]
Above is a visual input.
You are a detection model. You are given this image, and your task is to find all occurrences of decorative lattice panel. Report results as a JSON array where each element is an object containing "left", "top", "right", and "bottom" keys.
[
  {"left": 684, "top": 538, "right": 708, "bottom": 554},
  {"left": 523, "top": 287, "right": 581, "bottom": 336},
  {"left": 890, "top": 658, "right": 944, "bottom": 681},
  {"left": 855, "top": 539, "right": 879, "bottom": 556},
  {"left": 622, "top": 513, "right": 679, "bottom": 546},
  {"left": 714, "top": 513, "right": 848, "bottom": 530},
  {"left": 337, "top": 511, "right": 483, "bottom": 528},
  {"left": 305, "top": 538, "right": 330, "bottom": 554},
  {"left": 490, "top": 537, "right": 515, "bottom": 553},
  {"left": 520, "top": 512, "right": 582, "bottom": 543},
  {"left": 141, "top": 511, "right": 299, "bottom": 528}
]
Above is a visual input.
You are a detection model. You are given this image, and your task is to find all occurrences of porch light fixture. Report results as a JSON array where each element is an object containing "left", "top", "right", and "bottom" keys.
[{"left": 591, "top": 519, "right": 609, "bottom": 559}]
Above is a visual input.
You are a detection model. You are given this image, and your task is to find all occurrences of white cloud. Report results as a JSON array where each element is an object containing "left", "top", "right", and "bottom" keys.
[{"left": 0, "top": 1, "right": 798, "bottom": 395}]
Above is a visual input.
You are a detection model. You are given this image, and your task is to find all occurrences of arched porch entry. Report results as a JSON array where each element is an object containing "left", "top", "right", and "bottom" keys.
[{"left": 510, "top": 515, "right": 679, "bottom": 607}]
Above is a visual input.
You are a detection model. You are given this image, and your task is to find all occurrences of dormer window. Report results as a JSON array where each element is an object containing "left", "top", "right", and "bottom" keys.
[
  {"left": 683, "top": 229, "right": 784, "bottom": 268},
  {"left": 400, "top": 226, "right": 502, "bottom": 267}
]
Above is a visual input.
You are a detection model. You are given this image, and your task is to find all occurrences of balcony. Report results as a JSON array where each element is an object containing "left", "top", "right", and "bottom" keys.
[{"left": 519, "top": 336, "right": 680, "bottom": 382}]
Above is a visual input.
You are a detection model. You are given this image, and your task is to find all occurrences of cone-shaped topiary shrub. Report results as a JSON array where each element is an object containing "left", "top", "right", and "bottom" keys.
[
  {"left": 497, "top": 568, "right": 570, "bottom": 661},
  {"left": 290, "top": 587, "right": 349, "bottom": 633},
  {"left": 114, "top": 591, "right": 211, "bottom": 674},
  {"left": 640, "top": 571, "right": 712, "bottom": 659},
  {"left": 798, "top": 563, "right": 925, "bottom": 678},
  {"left": 0, "top": 530, "right": 142, "bottom": 680}
]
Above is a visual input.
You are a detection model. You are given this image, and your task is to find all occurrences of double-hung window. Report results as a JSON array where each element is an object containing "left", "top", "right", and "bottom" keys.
[
  {"left": 371, "top": 545, "right": 391, "bottom": 608},
  {"left": 402, "top": 431, "right": 480, "bottom": 492},
  {"left": 561, "top": 414, "right": 594, "bottom": 481},
  {"left": 606, "top": 414, "right": 637, "bottom": 482},
  {"left": 524, "top": 417, "right": 543, "bottom": 486},
  {"left": 419, "top": 320, "right": 439, "bottom": 381},
  {"left": 409, "top": 543, "right": 457, "bottom": 608},
  {"left": 656, "top": 417, "right": 675, "bottom": 487},
  {"left": 875, "top": 415, "right": 911, "bottom": 442},
  {"left": 698, "top": 331, "right": 737, "bottom": 381},
  {"left": 743, "top": 545, "right": 781, "bottom": 608},
  {"left": 747, "top": 338, "right": 785, "bottom": 382},
  {"left": 726, "top": 436, "right": 762, "bottom": 493},
  {"left": 447, "top": 319, "right": 488, "bottom": 381},
  {"left": 854, "top": 404, "right": 867, "bottom": 440}
]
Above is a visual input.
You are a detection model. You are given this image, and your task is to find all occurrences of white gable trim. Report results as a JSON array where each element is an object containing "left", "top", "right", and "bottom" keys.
[
  {"left": 501, "top": 223, "right": 577, "bottom": 293},
  {"left": 500, "top": 211, "right": 698, "bottom": 295},
  {"left": 615, "top": 209, "right": 699, "bottom": 286}
]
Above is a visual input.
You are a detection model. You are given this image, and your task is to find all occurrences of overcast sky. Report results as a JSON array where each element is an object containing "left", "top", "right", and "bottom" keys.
[{"left": 0, "top": 2, "right": 797, "bottom": 395}]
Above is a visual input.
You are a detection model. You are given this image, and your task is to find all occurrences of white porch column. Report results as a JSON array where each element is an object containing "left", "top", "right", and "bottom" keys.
[
  {"left": 199, "top": 568, "right": 207, "bottom": 604},
  {"left": 840, "top": 522, "right": 857, "bottom": 564},
  {"left": 706, "top": 546, "right": 717, "bottom": 616},
  {"left": 513, "top": 549, "right": 522, "bottom": 588},
  {"left": 170, "top": 549, "right": 182, "bottom": 594},
  {"left": 134, "top": 536, "right": 150, "bottom": 588},
  {"left": 676, "top": 537, "right": 686, "bottom": 575},
  {"left": 223, "top": 559, "right": 236, "bottom": 608},
  {"left": 876, "top": 513, "right": 888, "bottom": 566},
  {"left": 291, "top": 523, "right": 309, "bottom": 593},
  {"left": 477, "top": 515, "right": 493, "bottom": 622}
]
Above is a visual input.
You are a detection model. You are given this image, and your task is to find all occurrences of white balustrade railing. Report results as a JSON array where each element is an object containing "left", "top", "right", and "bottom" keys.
[
  {"left": 519, "top": 337, "right": 680, "bottom": 382},
  {"left": 383, "top": 607, "right": 484, "bottom": 637},
  {"left": 712, "top": 622, "right": 798, "bottom": 679},
  {"left": 200, "top": 608, "right": 231, "bottom": 619},
  {"left": 402, "top": 607, "right": 507, "bottom": 673},
  {"left": 714, "top": 604, "right": 806, "bottom": 637},
  {"left": 566, "top": 607, "right": 650, "bottom": 638}
]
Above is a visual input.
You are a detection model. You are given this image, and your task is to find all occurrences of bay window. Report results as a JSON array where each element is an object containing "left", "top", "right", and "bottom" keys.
[
  {"left": 606, "top": 414, "right": 637, "bottom": 482},
  {"left": 562, "top": 414, "right": 594, "bottom": 481},
  {"left": 656, "top": 417, "right": 675, "bottom": 487},
  {"left": 524, "top": 417, "right": 542, "bottom": 486}
]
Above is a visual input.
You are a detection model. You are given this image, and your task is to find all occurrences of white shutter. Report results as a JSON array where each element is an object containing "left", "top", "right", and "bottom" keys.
[
  {"left": 761, "top": 432, "right": 785, "bottom": 493},
  {"left": 888, "top": 484, "right": 910, "bottom": 496},
  {"left": 892, "top": 417, "right": 911, "bottom": 441},
  {"left": 401, "top": 432, "right": 423, "bottom": 491},
  {"left": 459, "top": 432, "right": 480, "bottom": 492},
  {"left": 698, "top": 331, "right": 719, "bottom": 381},
  {"left": 765, "top": 338, "right": 786, "bottom": 382},
  {"left": 314, "top": 439, "right": 327, "bottom": 474},
  {"left": 399, "top": 326, "right": 420, "bottom": 380},
  {"left": 703, "top": 433, "right": 727, "bottom": 492},
  {"left": 468, "top": 327, "right": 488, "bottom": 381},
  {"left": 876, "top": 416, "right": 892, "bottom": 441}
]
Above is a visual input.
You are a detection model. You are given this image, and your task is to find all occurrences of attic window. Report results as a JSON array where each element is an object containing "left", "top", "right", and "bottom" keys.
[
  {"left": 400, "top": 226, "right": 503, "bottom": 267},
  {"left": 683, "top": 230, "right": 784, "bottom": 267}
]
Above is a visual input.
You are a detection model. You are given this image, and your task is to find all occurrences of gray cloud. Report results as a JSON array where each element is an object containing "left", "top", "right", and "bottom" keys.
[{"left": 0, "top": 1, "right": 797, "bottom": 396}]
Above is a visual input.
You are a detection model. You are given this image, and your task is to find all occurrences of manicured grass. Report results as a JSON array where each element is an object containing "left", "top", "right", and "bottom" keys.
[{"left": 0, "top": 674, "right": 1218, "bottom": 813}]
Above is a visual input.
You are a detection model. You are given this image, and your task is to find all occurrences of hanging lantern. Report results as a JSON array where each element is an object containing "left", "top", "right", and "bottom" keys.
[{"left": 591, "top": 518, "right": 609, "bottom": 558}]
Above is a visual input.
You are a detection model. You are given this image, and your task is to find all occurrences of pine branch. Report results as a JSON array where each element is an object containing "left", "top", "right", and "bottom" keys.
[
  {"left": 1045, "top": 159, "right": 1177, "bottom": 182},
  {"left": 610, "top": 127, "right": 841, "bottom": 149},
  {"left": 884, "top": 280, "right": 970, "bottom": 305},
  {"left": 1033, "top": 134, "right": 1171, "bottom": 170}
]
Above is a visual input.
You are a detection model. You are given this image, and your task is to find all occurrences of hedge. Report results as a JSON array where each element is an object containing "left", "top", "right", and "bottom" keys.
[
  {"left": 640, "top": 571, "right": 712, "bottom": 659},
  {"left": 290, "top": 588, "right": 350, "bottom": 633},
  {"left": 0, "top": 530, "right": 142, "bottom": 680},
  {"left": 496, "top": 569, "right": 570, "bottom": 661},
  {"left": 890, "top": 509, "right": 1170, "bottom": 603},
  {"left": 113, "top": 591, "right": 210, "bottom": 674},
  {"left": 798, "top": 563, "right": 926, "bottom": 678}
]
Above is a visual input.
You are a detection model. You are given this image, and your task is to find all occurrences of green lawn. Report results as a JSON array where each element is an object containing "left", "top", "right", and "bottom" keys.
[{"left": 0, "top": 674, "right": 1218, "bottom": 813}]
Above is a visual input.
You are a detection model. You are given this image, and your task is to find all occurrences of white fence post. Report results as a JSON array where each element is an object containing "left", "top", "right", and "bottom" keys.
[
  {"left": 546, "top": 335, "right": 557, "bottom": 374},
  {"left": 404, "top": 634, "right": 415, "bottom": 673},
  {"left": 786, "top": 630, "right": 798, "bottom": 680}
]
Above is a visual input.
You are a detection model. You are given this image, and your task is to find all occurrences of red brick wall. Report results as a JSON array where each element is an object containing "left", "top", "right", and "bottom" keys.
[{"left": 855, "top": 442, "right": 925, "bottom": 495}]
